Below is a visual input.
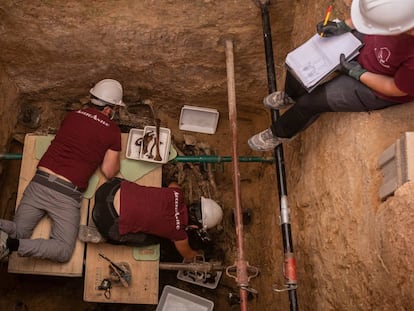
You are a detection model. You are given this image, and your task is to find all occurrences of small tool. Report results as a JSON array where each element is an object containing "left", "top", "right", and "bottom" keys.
[
  {"left": 97, "top": 278, "right": 112, "bottom": 299},
  {"left": 99, "top": 253, "right": 131, "bottom": 288}
]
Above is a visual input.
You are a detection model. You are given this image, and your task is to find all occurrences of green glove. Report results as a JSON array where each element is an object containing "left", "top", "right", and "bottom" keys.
[
  {"left": 316, "top": 20, "right": 352, "bottom": 37},
  {"left": 339, "top": 53, "right": 367, "bottom": 81}
]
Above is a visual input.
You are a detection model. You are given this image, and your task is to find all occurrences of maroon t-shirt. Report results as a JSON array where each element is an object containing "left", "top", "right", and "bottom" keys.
[
  {"left": 118, "top": 181, "right": 188, "bottom": 241},
  {"left": 358, "top": 34, "right": 414, "bottom": 103},
  {"left": 38, "top": 108, "right": 121, "bottom": 190}
]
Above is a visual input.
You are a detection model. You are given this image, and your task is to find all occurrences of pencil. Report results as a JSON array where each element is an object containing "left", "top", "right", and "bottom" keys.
[{"left": 320, "top": 5, "right": 333, "bottom": 37}]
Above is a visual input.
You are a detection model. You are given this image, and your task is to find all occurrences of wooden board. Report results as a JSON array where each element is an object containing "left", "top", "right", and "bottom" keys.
[
  {"left": 8, "top": 134, "right": 88, "bottom": 277},
  {"left": 83, "top": 134, "right": 162, "bottom": 304}
]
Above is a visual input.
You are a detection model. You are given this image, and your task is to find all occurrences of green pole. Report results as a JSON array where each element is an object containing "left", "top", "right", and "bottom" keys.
[
  {"left": 174, "top": 155, "right": 273, "bottom": 163},
  {"left": 0, "top": 153, "right": 274, "bottom": 163},
  {"left": 0, "top": 153, "right": 23, "bottom": 160}
]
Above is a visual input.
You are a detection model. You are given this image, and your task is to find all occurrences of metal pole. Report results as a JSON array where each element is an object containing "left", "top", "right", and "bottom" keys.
[
  {"left": 159, "top": 261, "right": 224, "bottom": 272},
  {"left": 225, "top": 39, "right": 250, "bottom": 311},
  {"left": 257, "top": 1, "right": 299, "bottom": 310}
]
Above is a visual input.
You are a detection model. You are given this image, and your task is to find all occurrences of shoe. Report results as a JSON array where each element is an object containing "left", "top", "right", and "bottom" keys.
[
  {"left": 0, "top": 230, "right": 10, "bottom": 261},
  {"left": 78, "top": 225, "right": 105, "bottom": 243},
  {"left": 263, "top": 91, "right": 295, "bottom": 110},
  {"left": 248, "top": 128, "right": 286, "bottom": 151}
]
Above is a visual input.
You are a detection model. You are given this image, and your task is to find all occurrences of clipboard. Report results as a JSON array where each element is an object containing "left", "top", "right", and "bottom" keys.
[{"left": 285, "top": 32, "right": 364, "bottom": 92}]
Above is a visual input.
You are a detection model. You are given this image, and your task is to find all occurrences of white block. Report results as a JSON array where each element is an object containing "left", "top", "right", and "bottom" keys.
[{"left": 378, "top": 132, "right": 414, "bottom": 200}]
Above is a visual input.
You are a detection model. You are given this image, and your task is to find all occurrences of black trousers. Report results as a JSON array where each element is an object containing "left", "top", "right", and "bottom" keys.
[{"left": 92, "top": 178, "right": 162, "bottom": 246}]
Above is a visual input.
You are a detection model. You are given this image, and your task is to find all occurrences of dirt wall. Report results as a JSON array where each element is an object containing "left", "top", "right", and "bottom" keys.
[
  {"left": 0, "top": 67, "right": 19, "bottom": 153},
  {"left": 285, "top": 105, "right": 414, "bottom": 310}
]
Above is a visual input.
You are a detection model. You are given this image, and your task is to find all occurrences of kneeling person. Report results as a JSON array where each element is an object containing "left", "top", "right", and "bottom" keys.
[{"left": 87, "top": 178, "right": 223, "bottom": 261}]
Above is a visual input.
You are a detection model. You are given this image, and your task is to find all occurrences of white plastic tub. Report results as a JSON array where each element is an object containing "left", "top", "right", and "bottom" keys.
[
  {"left": 177, "top": 269, "right": 222, "bottom": 289},
  {"left": 126, "top": 127, "right": 171, "bottom": 164},
  {"left": 156, "top": 285, "right": 214, "bottom": 311},
  {"left": 179, "top": 105, "right": 219, "bottom": 134}
]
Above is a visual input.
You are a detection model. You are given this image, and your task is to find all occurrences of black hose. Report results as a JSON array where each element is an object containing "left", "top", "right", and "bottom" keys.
[{"left": 259, "top": 3, "right": 299, "bottom": 310}]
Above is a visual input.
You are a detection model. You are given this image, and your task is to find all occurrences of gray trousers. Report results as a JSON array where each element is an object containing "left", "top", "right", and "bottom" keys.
[
  {"left": 272, "top": 74, "right": 398, "bottom": 138},
  {"left": 0, "top": 180, "right": 81, "bottom": 263}
]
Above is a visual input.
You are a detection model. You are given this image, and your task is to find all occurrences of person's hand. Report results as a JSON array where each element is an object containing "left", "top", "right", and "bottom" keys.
[
  {"left": 316, "top": 20, "right": 352, "bottom": 37},
  {"left": 183, "top": 250, "right": 204, "bottom": 263},
  {"left": 339, "top": 53, "right": 367, "bottom": 81}
]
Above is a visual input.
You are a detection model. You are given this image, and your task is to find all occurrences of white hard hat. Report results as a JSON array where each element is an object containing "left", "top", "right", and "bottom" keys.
[
  {"left": 351, "top": 0, "right": 414, "bottom": 35},
  {"left": 200, "top": 197, "right": 223, "bottom": 229},
  {"left": 89, "top": 79, "right": 125, "bottom": 107}
]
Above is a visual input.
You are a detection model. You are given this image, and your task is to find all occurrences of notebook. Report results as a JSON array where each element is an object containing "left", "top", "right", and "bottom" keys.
[{"left": 285, "top": 32, "right": 364, "bottom": 92}]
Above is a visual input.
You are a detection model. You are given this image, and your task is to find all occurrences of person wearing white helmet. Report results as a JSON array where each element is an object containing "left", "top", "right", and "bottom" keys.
[
  {"left": 350, "top": 0, "right": 414, "bottom": 35},
  {"left": 79, "top": 177, "right": 223, "bottom": 261},
  {"left": 90, "top": 79, "right": 125, "bottom": 106},
  {"left": 89, "top": 78, "right": 126, "bottom": 120},
  {"left": 0, "top": 79, "right": 123, "bottom": 263},
  {"left": 248, "top": 0, "right": 414, "bottom": 151}
]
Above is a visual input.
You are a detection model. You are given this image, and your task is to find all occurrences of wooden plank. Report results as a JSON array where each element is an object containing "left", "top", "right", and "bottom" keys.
[
  {"left": 83, "top": 134, "right": 162, "bottom": 304},
  {"left": 83, "top": 237, "right": 159, "bottom": 304},
  {"left": 8, "top": 134, "right": 88, "bottom": 277}
]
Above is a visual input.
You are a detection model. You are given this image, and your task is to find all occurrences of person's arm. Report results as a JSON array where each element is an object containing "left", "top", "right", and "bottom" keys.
[
  {"left": 174, "top": 239, "right": 200, "bottom": 261},
  {"left": 168, "top": 181, "right": 181, "bottom": 188},
  {"left": 359, "top": 72, "right": 408, "bottom": 97},
  {"left": 339, "top": 54, "right": 408, "bottom": 97},
  {"left": 100, "top": 148, "right": 120, "bottom": 179}
]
